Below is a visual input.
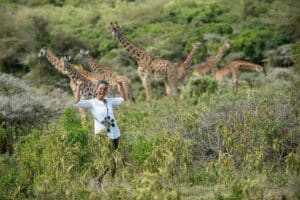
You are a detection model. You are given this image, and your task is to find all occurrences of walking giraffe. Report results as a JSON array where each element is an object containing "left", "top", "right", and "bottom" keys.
[
  {"left": 59, "top": 56, "right": 96, "bottom": 97},
  {"left": 177, "top": 42, "right": 202, "bottom": 82},
  {"left": 193, "top": 40, "right": 230, "bottom": 76},
  {"left": 38, "top": 47, "right": 96, "bottom": 119},
  {"left": 213, "top": 60, "right": 265, "bottom": 93},
  {"left": 75, "top": 49, "right": 135, "bottom": 102},
  {"left": 110, "top": 21, "right": 178, "bottom": 101}
]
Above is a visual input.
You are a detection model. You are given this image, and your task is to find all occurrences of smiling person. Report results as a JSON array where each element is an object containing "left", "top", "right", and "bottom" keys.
[{"left": 75, "top": 78, "right": 127, "bottom": 187}]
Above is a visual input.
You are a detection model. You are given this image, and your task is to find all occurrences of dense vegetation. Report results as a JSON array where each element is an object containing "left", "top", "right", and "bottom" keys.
[{"left": 0, "top": 0, "right": 299, "bottom": 199}]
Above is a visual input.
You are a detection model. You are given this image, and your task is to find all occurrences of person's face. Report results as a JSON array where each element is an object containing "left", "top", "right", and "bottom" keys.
[{"left": 96, "top": 84, "right": 108, "bottom": 100}]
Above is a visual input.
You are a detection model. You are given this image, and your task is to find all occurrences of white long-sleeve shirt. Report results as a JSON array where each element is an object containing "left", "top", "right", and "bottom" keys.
[{"left": 75, "top": 97, "right": 124, "bottom": 139}]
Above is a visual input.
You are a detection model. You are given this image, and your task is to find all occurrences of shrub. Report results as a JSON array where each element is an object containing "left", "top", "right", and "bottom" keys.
[
  {"left": 0, "top": 154, "right": 21, "bottom": 199},
  {"left": 201, "top": 23, "right": 233, "bottom": 35},
  {"left": 0, "top": 73, "right": 65, "bottom": 153},
  {"left": 233, "top": 27, "right": 291, "bottom": 62},
  {"left": 0, "top": 73, "right": 64, "bottom": 129},
  {"left": 131, "top": 136, "right": 155, "bottom": 165},
  {"left": 15, "top": 0, "right": 65, "bottom": 7},
  {"left": 243, "top": 0, "right": 268, "bottom": 18},
  {"left": 188, "top": 75, "right": 218, "bottom": 97}
]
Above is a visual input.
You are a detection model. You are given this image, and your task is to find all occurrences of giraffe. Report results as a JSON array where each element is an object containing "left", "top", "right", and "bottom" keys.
[
  {"left": 74, "top": 49, "right": 135, "bottom": 102},
  {"left": 213, "top": 60, "right": 265, "bottom": 93},
  {"left": 38, "top": 47, "right": 92, "bottom": 119},
  {"left": 110, "top": 21, "right": 178, "bottom": 101},
  {"left": 192, "top": 40, "right": 230, "bottom": 76},
  {"left": 59, "top": 56, "right": 96, "bottom": 99},
  {"left": 38, "top": 47, "right": 69, "bottom": 76},
  {"left": 38, "top": 47, "right": 79, "bottom": 97},
  {"left": 177, "top": 42, "right": 202, "bottom": 82}
]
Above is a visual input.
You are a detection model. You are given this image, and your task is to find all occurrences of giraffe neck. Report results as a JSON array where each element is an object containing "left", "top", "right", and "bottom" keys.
[
  {"left": 116, "top": 31, "right": 154, "bottom": 62},
  {"left": 236, "top": 61, "right": 261, "bottom": 71},
  {"left": 177, "top": 45, "right": 198, "bottom": 81},
  {"left": 83, "top": 56, "right": 106, "bottom": 74},
  {"left": 64, "top": 60, "right": 92, "bottom": 85},
  {"left": 210, "top": 43, "right": 228, "bottom": 66},
  {"left": 65, "top": 60, "right": 96, "bottom": 98},
  {"left": 45, "top": 49, "right": 67, "bottom": 75}
]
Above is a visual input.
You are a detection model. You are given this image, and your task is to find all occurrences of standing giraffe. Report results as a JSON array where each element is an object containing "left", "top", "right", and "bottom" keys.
[
  {"left": 213, "top": 60, "right": 265, "bottom": 93},
  {"left": 192, "top": 40, "right": 230, "bottom": 76},
  {"left": 75, "top": 49, "right": 135, "bottom": 102},
  {"left": 59, "top": 56, "right": 96, "bottom": 99},
  {"left": 110, "top": 21, "right": 178, "bottom": 101},
  {"left": 38, "top": 47, "right": 79, "bottom": 96},
  {"left": 177, "top": 42, "right": 202, "bottom": 82},
  {"left": 38, "top": 47, "right": 94, "bottom": 119}
]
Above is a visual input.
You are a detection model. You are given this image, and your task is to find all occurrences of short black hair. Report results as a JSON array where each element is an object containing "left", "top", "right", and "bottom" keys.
[{"left": 97, "top": 80, "right": 109, "bottom": 87}]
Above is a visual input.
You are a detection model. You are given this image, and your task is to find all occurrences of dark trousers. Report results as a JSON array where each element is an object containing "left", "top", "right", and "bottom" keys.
[
  {"left": 110, "top": 137, "right": 119, "bottom": 178},
  {"left": 110, "top": 137, "right": 119, "bottom": 151}
]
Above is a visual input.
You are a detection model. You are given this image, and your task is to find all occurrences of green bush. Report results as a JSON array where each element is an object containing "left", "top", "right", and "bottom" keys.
[
  {"left": 0, "top": 154, "right": 20, "bottom": 199},
  {"left": 15, "top": 0, "right": 65, "bottom": 7},
  {"left": 0, "top": 73, "right": 65, "bottom": 153},
  {"left": 201, "top": 23, "right": 233, "bottom": 35},
  {"left": 0, "top": 0, "right": 299, "bottom": 198},
  {"left": 188, "top": 75, "right": 218, "bottom": 97},
  {"left": 131, "top": 136, "right": 154, "bottom": 165},
  {"left": 233, "top": 27, "right": 291, "bottom": 62},
  {"left": 243, "top": 0, "right": 268, "bottom": 18}
]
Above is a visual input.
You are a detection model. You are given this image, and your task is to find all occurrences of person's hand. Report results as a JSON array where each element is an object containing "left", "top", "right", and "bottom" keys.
[
  {"left": 76, "top": 80, "right": 84, "bottom": 87},
  {"left": 115, "top": 76, "right": 126, "bottom": 85}
]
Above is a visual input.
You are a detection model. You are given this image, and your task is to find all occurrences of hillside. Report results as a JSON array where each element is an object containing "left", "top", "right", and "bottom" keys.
[{"left": 0, "top": 0, "right": 300, "bottom": 199}]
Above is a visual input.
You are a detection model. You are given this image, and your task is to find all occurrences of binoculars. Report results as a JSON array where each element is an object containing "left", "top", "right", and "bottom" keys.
[{"left": 101, "top": 116, "right": 115, "bottom": 132}]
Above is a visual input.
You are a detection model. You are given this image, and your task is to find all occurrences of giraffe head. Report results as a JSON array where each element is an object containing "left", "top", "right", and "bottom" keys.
[
  {"left": 74, "top": 49, "right": 90, "bottom": 61},
  {"left": 193, "top": 42, "right": 202, "bottom": 49},
  {"left": 223, "top": 39, "right": 231, "bottom": 50},
  {"left": 255, "top": 65, "right": 263, "bottom": 73},
  {"left": 38, "top": 47, "right": 48, "bottom": 58},
  {"left": 110, "top": 21, "right": 121, "bottom": 39},
  {"left": 59, "top": 56, "right": 72, "bottom": 70},
  {"left": 256, "top": 65, "right": 267, "bottom": 76},
  {"left": 262, "top": 66, "right": 267, "bottom": 76}
]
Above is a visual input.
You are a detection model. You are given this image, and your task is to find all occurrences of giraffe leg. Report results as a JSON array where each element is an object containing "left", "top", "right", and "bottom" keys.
[
  {"left": 232, "top": 75, "right": 239, "bottom": 94},
  {"left": 141, "top": 76, "right": 152, "bottom": 102},
  {"left": 232, "top": 80, "right": 237, "bottom": 94},
  {"left": 138, "top": 68, "right": 152, "bottom": 101},
  {"left": 166, "top": 66, "right": 178, "bottom": 99},
  {"left": 165, "top": 83, "right": 171, "bottom": 97}
]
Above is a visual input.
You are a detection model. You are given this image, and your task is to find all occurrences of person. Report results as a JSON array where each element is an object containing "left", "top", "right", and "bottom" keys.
[{"left": 74, "top": 78, "right": 127, "bottom": 187}]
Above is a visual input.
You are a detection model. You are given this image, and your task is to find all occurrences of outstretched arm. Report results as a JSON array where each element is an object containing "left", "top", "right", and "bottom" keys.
[{"left": 116, "top": 77, "right": 128, "bottom": 101}]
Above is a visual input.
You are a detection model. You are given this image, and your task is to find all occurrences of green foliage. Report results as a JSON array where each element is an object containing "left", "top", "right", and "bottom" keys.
[
  {"left": 201, "top": 23, "right": 233, "bottom": 35},
  {"left": 286, "top": 147, "right": 300, "bottom": 175},
  {"left": 131, "top": 136, "right": 155, "bottom": 165},
  {"left": 143, "top": 133, "right": 191, "bottom": 177},
  {"left": 15, "top": 0, "right": 65, "bottom": 7},
  {"left": 243, "top": 0, "right": 269, "bottom": 18},
  {"left": 0, "top": 73, "right": 65, "bottom": 154},
  {"left": 61, "top": 108, "right": 85, "bottom": 133},
  {"left": 0, "top": 0, "right": 300, "bottom": 198},
  {"left": 188, "top": 75, "right": 218, "bottom": 97},
  {"left": 0, "top": 76, "right": 299, "bottom": 199},
  {"left": 166, "top": 6, "right": 200, "bottom": 24},
  {"left": 0, "top": 154, "right": 20, "bottom": 199},
  {"left": 233, "top": 27, "right": 291, "bottom": 62},
  {"left": 1, "top": 0, "right": 298, "bottom": 91}
]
